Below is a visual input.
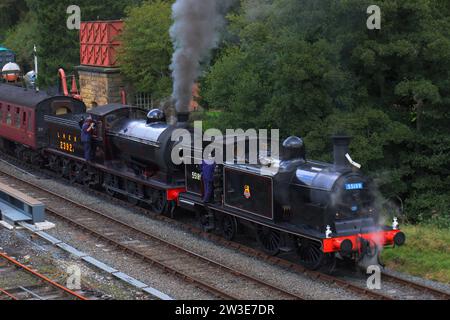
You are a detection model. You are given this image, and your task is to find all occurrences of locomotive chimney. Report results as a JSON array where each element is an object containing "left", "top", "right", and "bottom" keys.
[
  {"left": 332, "top": 135, "right": 351, "bottom": 167},
  {"left": 177, "top": 112, "right": 190, "bottom": 125}
]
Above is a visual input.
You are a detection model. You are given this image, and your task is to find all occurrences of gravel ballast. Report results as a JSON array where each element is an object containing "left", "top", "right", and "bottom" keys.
[{"left": 2, "top": 157, "right": 448, "bottom": 300}]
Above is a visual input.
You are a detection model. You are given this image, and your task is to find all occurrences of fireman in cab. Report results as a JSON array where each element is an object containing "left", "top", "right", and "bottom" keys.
[
  {"left": 201, "top": 155, "right": 216, "bottom": 204},
  {"left": 81, "top": 116, "right": 95, "bottom": 161}
]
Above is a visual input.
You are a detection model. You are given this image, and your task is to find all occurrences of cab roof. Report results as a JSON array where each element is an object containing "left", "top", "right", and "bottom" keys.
[
  {"left": 87, "top": 103, "right": 135, "bottom": 117},
  {"left": 0, "top": 83, "right": 51, "bottom": 107},
  {"left": 0, "top": 83, "right": 84, "bottom": 109}
]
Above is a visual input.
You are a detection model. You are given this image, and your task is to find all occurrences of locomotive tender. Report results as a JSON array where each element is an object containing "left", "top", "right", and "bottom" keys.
[{"left": 0, "top": 82, "right": 405, "bottom": 270}]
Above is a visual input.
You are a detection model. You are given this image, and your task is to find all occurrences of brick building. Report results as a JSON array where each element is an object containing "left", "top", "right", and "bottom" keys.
[{"left": 76, "top": 20, "right": 200, "bottom": 112}]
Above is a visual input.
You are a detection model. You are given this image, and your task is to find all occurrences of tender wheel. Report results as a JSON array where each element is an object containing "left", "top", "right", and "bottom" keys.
[
  {"left": 48, "top": 155, "right": 60, "bottom": 172},
  {"left": 68, "top": 163, "right": 83, "bottom": 184},
  {"left": 61, "top": 159, "right": 71, "bottom": 178},
  {"left": 105, "top": 187, "right": 116, "bottom": 197},
  {"left": 221, "top": 215, "right": 238, "bottom": 241},
  {"left": 297, "top": 238, "right": 325, "bottom": 270},
  {"left": 256, "top": 226, "right": 281, "bottom": 256},
  {"left": 15, "top": 148, "right": 25, "bottom": 162},
  {"left": 151, "top": 190, "right": 167, "bottom": 215},
  {"left": 127, "top": 196, "right": 139, "bottom": 206},
  {"left": 104, "top": 174, "right": 119, "bottom": 197},
  {"left": 126, "top": 181, "right": 140, "bottom": 205},
  {"left": 81, "top": 168, "right": 94, "bottom": 186},
  {"left": 87, "top": 169, "right": 101, "bottom": 189}
]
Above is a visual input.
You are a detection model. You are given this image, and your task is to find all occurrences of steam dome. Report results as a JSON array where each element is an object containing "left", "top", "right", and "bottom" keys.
[
  {"left": 281, "top": 136, "right": 306, "bottom": 160},
  {"left": 147, "top": 109, "right": 166, "bottom": 124}
]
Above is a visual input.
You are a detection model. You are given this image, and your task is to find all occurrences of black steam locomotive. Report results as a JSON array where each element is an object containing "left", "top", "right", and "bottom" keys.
[{"left": 0, "top": 83, "right": 405, "bottom": 270}]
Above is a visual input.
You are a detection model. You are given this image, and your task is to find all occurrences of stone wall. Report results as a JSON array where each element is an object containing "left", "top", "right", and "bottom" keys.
[{"left": 77, "top": 66, "right": 125, "bottom": 109}]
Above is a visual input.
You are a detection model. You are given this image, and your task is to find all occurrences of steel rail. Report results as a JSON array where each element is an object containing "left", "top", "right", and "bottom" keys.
[
  {"left": 382, "top": 272, "right": 450, "bottom": 300},
  {"left": 0, "top": 288, "right": 18, "bottom": 300},
  {"left": 0, "top": 163, "right": 390, "bottom": 300},
  {"left": 45, "top": 207, "right": 240, "bottom": 300},
  {"left": 3, "top": 157, "right": 444, "bottom": 300},
  {"left": 0, "top": 252, "right": 87, "bottom": 300},
  {"left": 0, "top": 169, "right": 304, "bottom": 300},
  {"left": 47, "top": 207, "right": 303, "bottom": 300}
]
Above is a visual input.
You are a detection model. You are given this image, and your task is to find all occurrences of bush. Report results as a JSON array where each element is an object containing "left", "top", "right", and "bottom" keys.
[
  {"left": 405, "top": 193, "right": 450, "bottom": 228},
  {"left": 118, "top": 0, "right": 174, "bottom": 101}
]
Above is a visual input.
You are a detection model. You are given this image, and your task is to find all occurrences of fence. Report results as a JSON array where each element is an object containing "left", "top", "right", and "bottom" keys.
[{"left": 134, "top": 92, "right": 154, "bottom": 110}]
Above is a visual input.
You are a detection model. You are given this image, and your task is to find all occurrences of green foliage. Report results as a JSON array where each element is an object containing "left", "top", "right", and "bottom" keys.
[
  {"left": 203, "top": 18, "right": 358, "bottom": 136},
  {"left": 306, "top": 108, "right": 412, "bottom": 165},
  {"left": 118, "top": 0, "right": 174, "bottom": 100},
  {"left": 382, "top": 224, "right": 450, "bottom": 283},
  {"left": 202, "top": 0, "right": 450, "bottom": 225},
  {"left": 0, "top": 0, "right": 28, "bottom": 41},
  {"left": 3, "top": 12, "right": 38, "bottom": 71}
]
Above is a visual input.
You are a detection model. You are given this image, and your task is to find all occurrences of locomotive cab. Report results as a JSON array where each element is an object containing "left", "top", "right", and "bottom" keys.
[{"left": 88, "top": 104, "right": 148, "bottom": 164}]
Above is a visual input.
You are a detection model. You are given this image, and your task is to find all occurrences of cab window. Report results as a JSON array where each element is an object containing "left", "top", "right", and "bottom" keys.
[
  {"left": 22, "top": 111, "right": 27, "bottom": 128},
  {"left": 28, "top": 112, "right": 33, "bottom": 132},
  {"left": 15, "top": 108, "right": 20, "bottom": 128},
  {"left": 56, "top": 107, "right": 70, "bottom": 115},
  {"left": 93, "top": 121, "right": 103, "bottom": 140},
  {"left": 51, "top": 101, "right": 73, "bottom": 115},
  {"left": 105, "top": 114, "right": 117, "bottom": 129},
  {"left": 6, "top": 106, "right": 12, "bottom": 125}
]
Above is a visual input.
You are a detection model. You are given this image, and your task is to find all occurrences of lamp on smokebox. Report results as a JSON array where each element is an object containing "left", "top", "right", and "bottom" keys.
[
  {"left": 392, "top": 217, "right": 399, "bottom": 230},
  {"left": 325, "top": 225, "right": 332, "bottom": 239}
]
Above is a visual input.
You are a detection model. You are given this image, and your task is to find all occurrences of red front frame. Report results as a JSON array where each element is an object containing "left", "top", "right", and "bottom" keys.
[
  {"left": 322, "top": 229, "right": 402, "bottom": 253},
  {"left": 166, "top": 188, "right": 186, "bottom": 202}
]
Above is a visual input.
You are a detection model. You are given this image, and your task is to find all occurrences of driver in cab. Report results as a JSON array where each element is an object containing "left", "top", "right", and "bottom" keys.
[{"left": 81, "top": 116, "right": 95, "bottom": 162}]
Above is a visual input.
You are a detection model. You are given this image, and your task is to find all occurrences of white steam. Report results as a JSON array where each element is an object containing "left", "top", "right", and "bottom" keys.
[{"left": 169, "top": 0, "right": 233, "bottom": 115}]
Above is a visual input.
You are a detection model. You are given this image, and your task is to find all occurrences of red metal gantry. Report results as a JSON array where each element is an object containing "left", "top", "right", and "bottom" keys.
[{"left": 80, "top": 21, "right": 123, "bottom": 68}]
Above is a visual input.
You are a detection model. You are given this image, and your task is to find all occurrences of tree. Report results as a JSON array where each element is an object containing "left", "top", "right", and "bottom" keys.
[
  {"left": 202, "top": 0, "right": 450, "bottom": 225},
  {"left": 203, "top": 1, "right": 358, "bottom": 136},
  {"left": 25, "top": 0, "right": 141, "bottom": 87},
  {"left": 3, "top": 12, "right": 38, "bottom": 71},
  {"left": 0, "top": 0, "right": 28, "bottom": 41},
  {"left": 118, "top": 0, "right": 174, "bottom": 101},
  {"left": 333, "top": 0, "right": 450, "bottom": 223}
]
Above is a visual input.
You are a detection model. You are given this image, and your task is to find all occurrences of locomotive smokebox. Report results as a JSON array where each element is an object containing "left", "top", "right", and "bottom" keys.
[{"left": 332, "top": 135, "right": 351, "bottom": 167}]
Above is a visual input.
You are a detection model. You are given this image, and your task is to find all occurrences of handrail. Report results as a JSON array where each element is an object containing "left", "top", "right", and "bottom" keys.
[
  {"left": 58, "top": 68, "right": 82, "bottom": 101},
  {"left": 58, "top": 68, "right": 69, "bottom": 97}
]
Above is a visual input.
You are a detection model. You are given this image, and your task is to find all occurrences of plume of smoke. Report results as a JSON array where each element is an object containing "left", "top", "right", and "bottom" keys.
[
  {"left": 358, "top": 181, "right": 403, "bottom": 270},
  {"left": 243, "top": 0, "right": 272, "bottom": 22},
  {"left": 169, "top": 0, "right": 233, "bottom": 116}
]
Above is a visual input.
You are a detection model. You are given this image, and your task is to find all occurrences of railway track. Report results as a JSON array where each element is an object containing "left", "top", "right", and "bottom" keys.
[
  {"left": 381, "top": 272, "right": 450, "bottom": 300},
  {"left": 0, "top": 252, "right": 87, "bottom": 300},
  {"left": 0, "top": 169, "right": 305, "bottom": 300},
  {"left": 1, "top": 158, "right": 449, "bottom": 300}
]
